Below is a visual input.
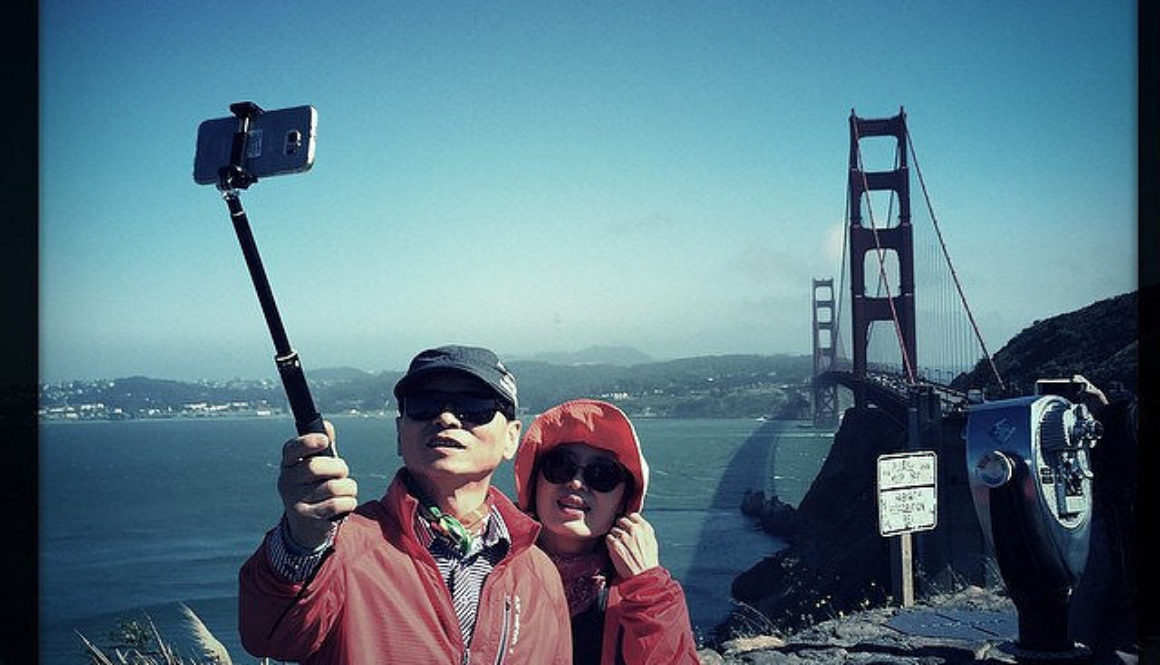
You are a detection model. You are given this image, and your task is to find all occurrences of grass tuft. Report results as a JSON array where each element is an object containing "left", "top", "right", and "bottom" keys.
[{"left": 76, "top": 607, "right": 247, "bottom": 665}]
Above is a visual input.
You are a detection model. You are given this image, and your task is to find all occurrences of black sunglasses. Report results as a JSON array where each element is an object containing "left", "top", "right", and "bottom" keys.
[
  {"left": 539, "top": 448, "right": 627, "bottom": 493},
  {"left": 403, "top": 391, "right": 512, "bottom": 425}
]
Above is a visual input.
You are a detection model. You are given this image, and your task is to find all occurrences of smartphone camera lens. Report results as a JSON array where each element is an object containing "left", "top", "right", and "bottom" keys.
[{"left": 284, "top": 130, "right": 302, "bottom": 155}]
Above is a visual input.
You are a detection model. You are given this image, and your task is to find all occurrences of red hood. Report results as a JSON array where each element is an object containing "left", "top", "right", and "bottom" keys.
[{"left": 514, "top": 399, "right": 649, "bottom": 514}]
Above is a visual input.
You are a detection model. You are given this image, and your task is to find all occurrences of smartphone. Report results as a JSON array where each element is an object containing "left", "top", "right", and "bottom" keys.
[{"left": 193, "top": 105, "right": 317, "bottom": 185}]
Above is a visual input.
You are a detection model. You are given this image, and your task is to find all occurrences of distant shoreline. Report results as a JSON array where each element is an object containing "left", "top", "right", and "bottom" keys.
[
  {"left": 38, "top": 410, "right": 393, "bottom": 424},
  {"left": 38, "top": 412, "right": 813, "bottom": 424}
]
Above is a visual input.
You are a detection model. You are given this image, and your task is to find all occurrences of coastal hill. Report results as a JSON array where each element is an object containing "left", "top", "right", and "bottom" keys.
[
  {"left": 512, "top": 344, "right": 656, "bottom": 366},
  {"left": 952, "top": 290, "right": 1137, "bottom": 396},
  {"left": 40, "top": 291, "right": 1139, "bottom": 423},
  {"left": 38, "top": 351, "right": 814, "bottom": 421}
]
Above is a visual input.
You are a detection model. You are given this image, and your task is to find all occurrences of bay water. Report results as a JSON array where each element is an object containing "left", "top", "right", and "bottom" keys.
[{"left": 40, "top": 416, "right": 830, "bottom": 663}]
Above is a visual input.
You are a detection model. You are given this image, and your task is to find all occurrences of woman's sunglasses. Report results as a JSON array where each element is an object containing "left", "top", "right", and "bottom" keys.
[
  {"left": 402, "top": 391, "right": 513, "bottom": 425},
  {"left": 539, "top": 448, "right": 627, "bottom": 493}
]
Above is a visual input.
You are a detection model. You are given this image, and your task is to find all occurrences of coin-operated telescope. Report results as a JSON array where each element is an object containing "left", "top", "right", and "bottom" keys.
[{"left": 965, "top": 379, "right": 1103, "bottom": 661}]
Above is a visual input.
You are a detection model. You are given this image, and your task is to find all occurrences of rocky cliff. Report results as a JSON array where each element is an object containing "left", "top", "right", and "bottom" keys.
[{"left": 719, "top": 292, "right": 1142, "bottom": 660}]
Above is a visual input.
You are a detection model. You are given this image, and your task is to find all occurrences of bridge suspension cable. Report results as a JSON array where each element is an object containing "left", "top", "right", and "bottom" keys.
[
  {"left": 906, "top": 131, "right": 1006, "bottom": 391},
  {"left": 834, "top": 185, "right": 850, "bottom": 363}
]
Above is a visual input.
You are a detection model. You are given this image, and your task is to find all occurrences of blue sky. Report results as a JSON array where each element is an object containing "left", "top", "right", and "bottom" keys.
[{"left": 39, "top": 1, "right": 1137, "bottom": 382}]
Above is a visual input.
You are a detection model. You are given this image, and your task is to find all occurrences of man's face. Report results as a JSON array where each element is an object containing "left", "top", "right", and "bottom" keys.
[{"left": 395, "top": 372, "right": 521, "bottom": 489}]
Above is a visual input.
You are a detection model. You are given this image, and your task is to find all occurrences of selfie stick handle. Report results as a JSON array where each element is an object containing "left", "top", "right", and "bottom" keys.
[
  {"left": 218, "top": 102, "right": 330, "bottom": 444},
  {"left": 223, "top": 194, "right": 327, "bottom": 439}
]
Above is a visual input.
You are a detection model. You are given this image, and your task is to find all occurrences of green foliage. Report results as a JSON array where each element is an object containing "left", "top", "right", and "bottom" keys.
[{"left": 952, "top": 291, "right": 1137, "bottom": 396}]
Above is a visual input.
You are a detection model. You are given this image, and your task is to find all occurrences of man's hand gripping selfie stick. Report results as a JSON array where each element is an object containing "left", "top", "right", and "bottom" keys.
[{"left": 215, "top": 102, "right": 332, "bottom": 451}]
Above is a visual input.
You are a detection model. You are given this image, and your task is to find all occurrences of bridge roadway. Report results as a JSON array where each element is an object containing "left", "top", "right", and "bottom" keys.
[{"left": 814, "top": 367, "right": 970, "bottom": 424}]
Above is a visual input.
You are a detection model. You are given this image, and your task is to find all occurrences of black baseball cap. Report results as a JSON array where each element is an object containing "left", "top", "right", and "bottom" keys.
[{"left": 393, "top": 345, "right": 518, "bottom": 411}]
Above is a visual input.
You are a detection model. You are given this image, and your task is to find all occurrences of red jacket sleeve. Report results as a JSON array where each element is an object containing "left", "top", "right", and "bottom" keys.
[
  {"left": 606, "top": 566, "right": 700, "bottom": 665},
  {"left": 237, "top": 535, "right": 345, "bottom": 660}
]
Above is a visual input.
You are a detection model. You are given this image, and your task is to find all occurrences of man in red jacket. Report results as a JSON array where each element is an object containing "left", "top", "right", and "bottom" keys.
[{"left": 239, "top": 345, "right": 571, "bottom": 664}]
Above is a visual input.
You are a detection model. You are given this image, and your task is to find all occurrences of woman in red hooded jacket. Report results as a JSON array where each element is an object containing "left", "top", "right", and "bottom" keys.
[{"left": 513, "top": 399, "right": 700, "bottom": 665}]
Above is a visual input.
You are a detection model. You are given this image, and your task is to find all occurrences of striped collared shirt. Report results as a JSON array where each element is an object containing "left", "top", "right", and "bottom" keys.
[
  {"left": 267, "top": 504, "right": 511, "bottom": 647},
  {"left": 413, "top": 505, "right": 511, "bottom": 647}
]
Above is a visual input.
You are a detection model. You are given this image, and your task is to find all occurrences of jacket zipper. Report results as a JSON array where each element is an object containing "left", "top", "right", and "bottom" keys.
[{"left": 492, "top": 594, "right": 513, "bottom": 665}]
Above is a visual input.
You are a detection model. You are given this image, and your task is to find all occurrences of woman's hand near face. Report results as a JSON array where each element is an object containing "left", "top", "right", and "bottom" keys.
[{"left": 606, "top": 512, "right": 660, "bottom": 579}]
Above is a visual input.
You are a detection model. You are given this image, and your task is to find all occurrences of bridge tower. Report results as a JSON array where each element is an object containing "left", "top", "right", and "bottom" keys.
[
  {"left": 848, "top": 109, "right": 917, "bottom": 406},
  {"left": 812, "top": 278, "right": 839, "bottom": 427}
]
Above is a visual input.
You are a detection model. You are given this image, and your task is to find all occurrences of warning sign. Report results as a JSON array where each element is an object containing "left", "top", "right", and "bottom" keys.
[{"left": 877, "top": 451, "right": 938, "bottom": 537}]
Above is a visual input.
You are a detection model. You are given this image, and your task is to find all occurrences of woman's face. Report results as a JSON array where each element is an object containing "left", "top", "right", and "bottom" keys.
[{"left": 534, "top": 443, "right": 628, "bottom": 555}]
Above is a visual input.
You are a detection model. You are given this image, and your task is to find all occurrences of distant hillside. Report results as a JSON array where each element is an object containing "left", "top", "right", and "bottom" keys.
[
  {"left": 952, "top": 291, "right": 1138, "bottom": 395},
  {"left": 308, "top": 366, "right": 376, "bottom": 382},
  {"left": 47, "top": 287, "right": 1142, "bottom": 422},
  {"left": 516, "top": 345, "right": 654, "bottom": 366},
  {"left": 510, "top": 353, "right": 813, "bottom": 416},
  {"left": 41, "top": 354, "right": 815, "bottom": 420}
]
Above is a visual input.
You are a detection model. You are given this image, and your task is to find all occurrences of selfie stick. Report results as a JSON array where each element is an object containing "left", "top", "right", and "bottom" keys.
[{"left": 216, "top": 101, "right": 330, "bottom": 445}]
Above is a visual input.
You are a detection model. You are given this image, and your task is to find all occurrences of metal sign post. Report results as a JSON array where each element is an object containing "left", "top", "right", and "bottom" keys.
[{"left": 877, "top": 450, "right": 938, "bottom": 606}]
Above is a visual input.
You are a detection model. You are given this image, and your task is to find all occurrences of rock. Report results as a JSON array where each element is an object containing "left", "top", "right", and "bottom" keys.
[
  {"left": 925, "top": 586, "right": 1012, "bottom": 613},
  {"left": 697, "top": 647, "right": 726, "bottom": 665},
  {"left": 740, "top": 489, "right": 802, "bottom": 538},
  {"left": 707, "top": 587, "right": 1020, "bottom": 665},
  {"left": 720, "top": 634, "right": 787, "bottom": 655},
  {"left": 741, "top": 489, "right": 766, "bottom": 518},
  {"left": 758, "top": 495, "right": 799, "bottom": 538}
]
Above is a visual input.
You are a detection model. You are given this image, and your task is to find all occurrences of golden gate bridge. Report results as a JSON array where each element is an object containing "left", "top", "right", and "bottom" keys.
[{"left": 812, "top": 108, "right": 1006, "bottom": 427}]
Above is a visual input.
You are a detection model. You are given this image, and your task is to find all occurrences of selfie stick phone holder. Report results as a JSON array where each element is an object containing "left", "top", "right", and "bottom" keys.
[{"left": 215, "top": 101, "right": 330, "bottom": 444}]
